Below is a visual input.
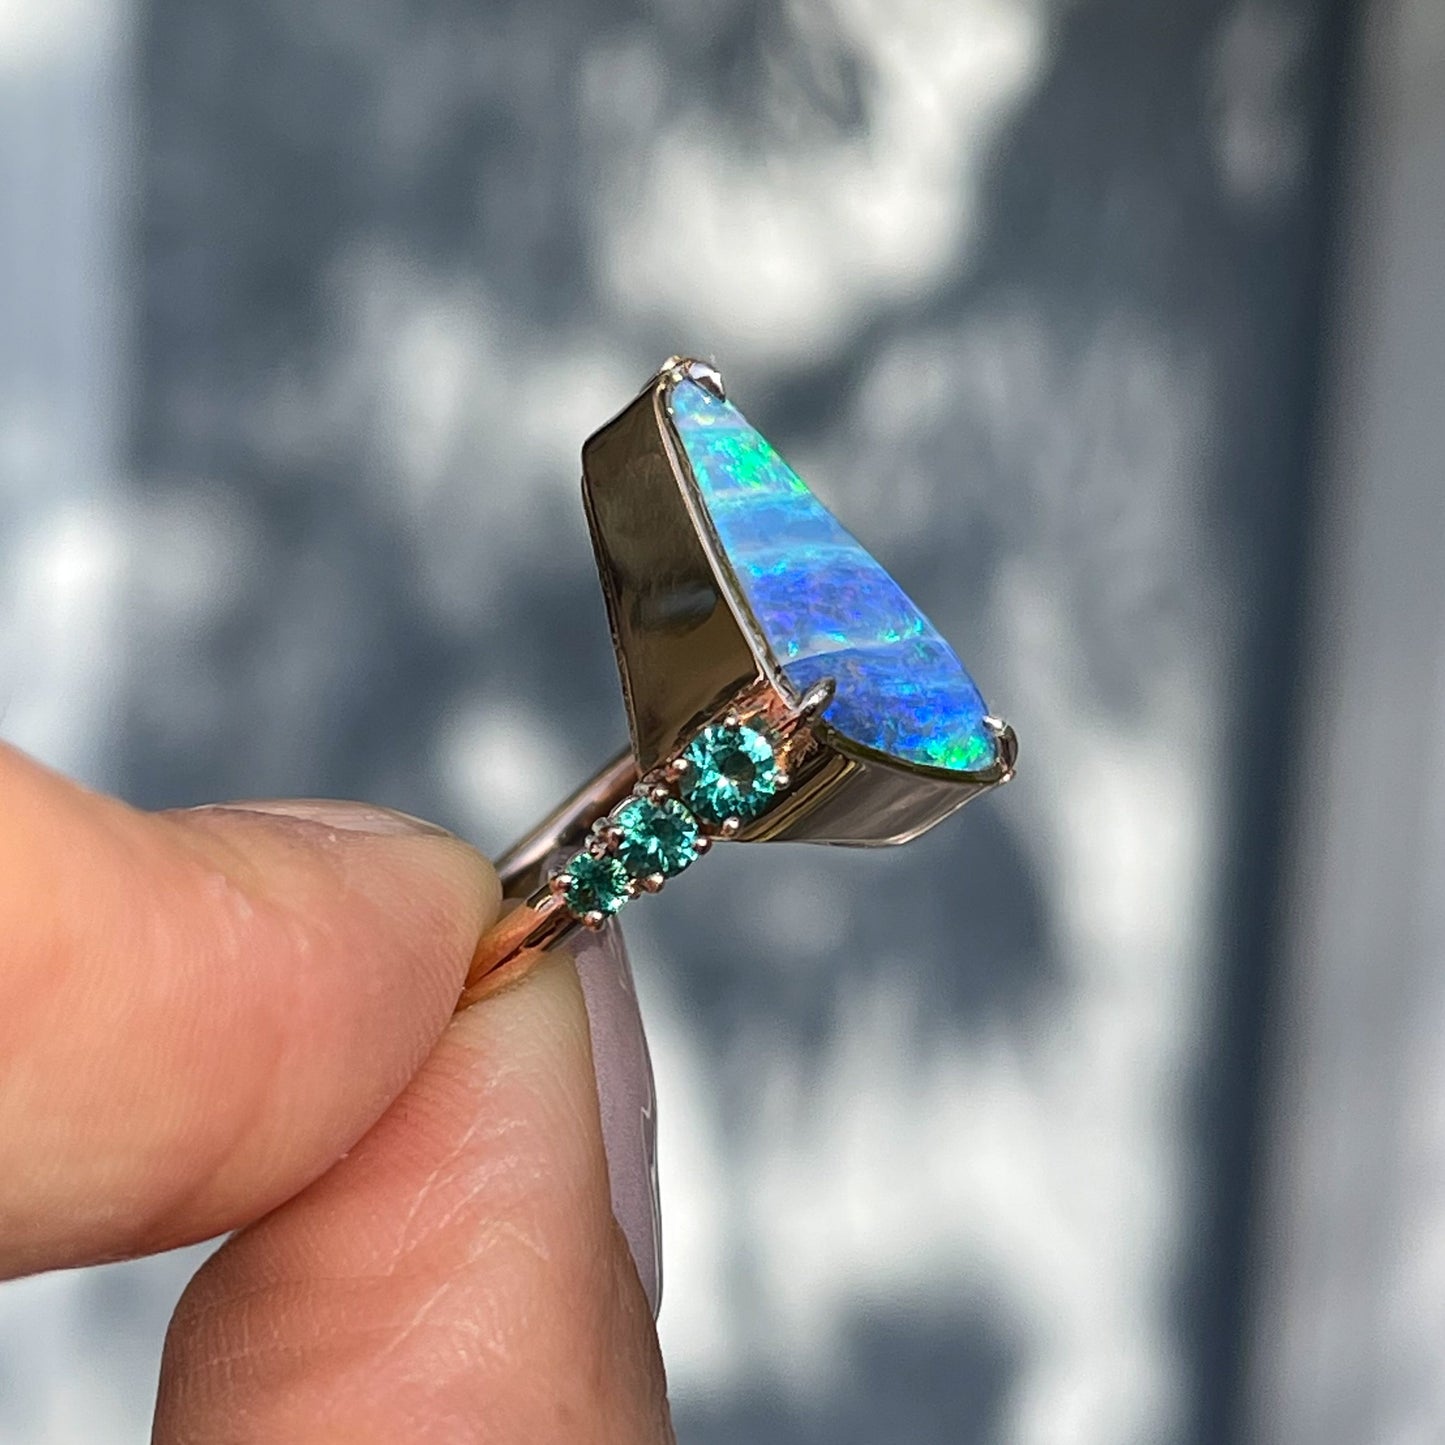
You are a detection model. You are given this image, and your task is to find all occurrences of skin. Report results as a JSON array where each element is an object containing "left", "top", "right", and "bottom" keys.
[{"left": 0, "top": 741, "right": 674, "bottom": 1442}]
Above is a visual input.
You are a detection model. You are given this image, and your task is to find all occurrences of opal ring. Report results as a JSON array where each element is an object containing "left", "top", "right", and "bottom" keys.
[{"left": 458, "top": 358, "right": 1017, "bottom": 1009}]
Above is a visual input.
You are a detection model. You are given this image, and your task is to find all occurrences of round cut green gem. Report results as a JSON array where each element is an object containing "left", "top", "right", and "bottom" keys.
[
  {"left": 680, "top": 722, "right": 781, "bottom": 825},
  {"left": 613, "top": 795, "right": 700, "bottom": 878},
  {"left": 561, "top": 851, "right": 630, "bottom": 919}
]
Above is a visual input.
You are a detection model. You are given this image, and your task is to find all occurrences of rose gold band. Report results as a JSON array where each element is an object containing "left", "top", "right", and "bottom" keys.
[{"left": 456, "top": 749, "right": 637, "bottom": 1008}]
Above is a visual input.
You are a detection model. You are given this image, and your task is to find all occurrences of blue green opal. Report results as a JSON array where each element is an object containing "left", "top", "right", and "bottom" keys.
[{"left": 666, "top": 379, "right": 996, "bottom": 773}]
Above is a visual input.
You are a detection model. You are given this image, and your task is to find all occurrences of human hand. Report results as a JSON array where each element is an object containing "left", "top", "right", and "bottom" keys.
[{"left": 0, "top": 743, "right": 672, "bottom": 1441}]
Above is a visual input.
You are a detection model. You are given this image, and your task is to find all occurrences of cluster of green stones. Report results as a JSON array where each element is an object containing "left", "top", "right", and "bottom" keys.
[{"left": 553, "top": 716, "right": 789, "bottom": 927}]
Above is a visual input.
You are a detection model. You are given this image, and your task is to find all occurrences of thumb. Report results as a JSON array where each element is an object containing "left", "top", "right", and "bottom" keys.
[
  {"left": 0, "top": 742, "right": 498, "bottom": 1277},
  {"left": 155, "top": 950, "right": 674, "bottom": 1443}
]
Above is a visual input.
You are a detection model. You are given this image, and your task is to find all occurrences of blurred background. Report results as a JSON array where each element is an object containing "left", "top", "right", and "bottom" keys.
[{"left": 2, "top": 0, "right": 1442, "bottom": 1440}]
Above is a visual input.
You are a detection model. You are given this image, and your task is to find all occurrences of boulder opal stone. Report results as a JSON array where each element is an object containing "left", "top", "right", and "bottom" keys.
[{"left": 666, "top": 378, "right": 996, "bottom": 774}]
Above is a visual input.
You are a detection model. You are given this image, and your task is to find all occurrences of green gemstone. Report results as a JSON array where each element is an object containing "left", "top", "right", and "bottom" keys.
[
  {"left": 561, "top": 851, "right": 631, "bottom": 919},
  {"left": 613, "top": 796, "right": 700, "bottom": 878},
  {"left": 680, "top": 722, "right": 781, "bottom": 825}
]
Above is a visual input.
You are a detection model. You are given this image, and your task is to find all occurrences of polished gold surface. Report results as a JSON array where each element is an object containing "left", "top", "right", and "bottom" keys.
[
  {"left": 581, "top": 375, "right": 763, "bottom": 774},
  {"left": 459, "top": 887, "right": 573, "bottom": 1008}
]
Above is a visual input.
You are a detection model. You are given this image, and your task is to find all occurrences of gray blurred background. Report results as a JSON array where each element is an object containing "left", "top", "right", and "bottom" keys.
[{"left": 2, "top": 0, "right": 1442, "bottom": 1440}]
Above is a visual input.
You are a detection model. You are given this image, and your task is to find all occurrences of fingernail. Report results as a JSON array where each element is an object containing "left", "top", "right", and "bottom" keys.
[
  {"left": 192, "top": 800, "right": 452, "bottom": 838},
  {"left": 570, "top": 921, "right": 662, "bottom": 1317}
]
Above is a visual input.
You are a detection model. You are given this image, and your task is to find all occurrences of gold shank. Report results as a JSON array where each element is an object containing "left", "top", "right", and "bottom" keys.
[{"left": 458, "top": 888, "right": 574, "bottom": 1008}]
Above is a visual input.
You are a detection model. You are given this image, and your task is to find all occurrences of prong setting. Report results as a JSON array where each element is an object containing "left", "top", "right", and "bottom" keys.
[
  {"left": 685, "top": 359, "right": 726, "bottom": 400},
  {"left": 660, "top": 355, "right": 726, "bottom": 401},
  {"left": 983, "top": 716, "right": 1018, "bottom": 785},
  {"left": 797, "top": 677, "right": 837, "bottom": 720},
  {"left": 553, "top": 691, "right": 1011, "bottom": 936},
  {"left": 553, "top": 685, "right": 822, "bottom": 928}
]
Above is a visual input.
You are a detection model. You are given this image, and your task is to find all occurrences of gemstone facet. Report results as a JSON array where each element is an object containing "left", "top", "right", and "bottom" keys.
[
  {"left": 561, "top": 851, "right": 631, "bottom": 919},
  {"left": 666, "top": 378, "right": 997, "bottom": 774},
  {"left": 680, "top": 722, "right": 781, "bottom": 824},
  {"left": 613, "top": 795, "right": 701, "bottom": 878}
]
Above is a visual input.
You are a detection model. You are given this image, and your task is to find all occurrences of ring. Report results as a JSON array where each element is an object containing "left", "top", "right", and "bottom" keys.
[{"left": 458, "top": 357, "right": 1018, "bottom": 1008}]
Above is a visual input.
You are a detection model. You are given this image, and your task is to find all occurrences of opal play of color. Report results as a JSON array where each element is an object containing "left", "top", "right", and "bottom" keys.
[{"left": 666, "top": 379, "right": 996, "bottom": 773}]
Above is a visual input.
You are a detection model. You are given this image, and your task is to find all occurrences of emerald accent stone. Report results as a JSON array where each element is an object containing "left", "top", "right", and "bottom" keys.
[
  {"left": 613, "top": 795, "right": 700, "bottom": 878},
  {"left": 680, "top": 722, "right": 781, "bottom": 824},
  {"left": 666, "top": 378, "right": 997, "bottom": 774},
  {"left": 561, "top": 851, "right": 631, "bottom": 919}
]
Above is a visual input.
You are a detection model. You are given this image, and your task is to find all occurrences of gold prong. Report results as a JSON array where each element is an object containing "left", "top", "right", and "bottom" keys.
[
  {"left": 773, "top": 770, "right": 791, "bottom": 791},
  {"left": 665, "top": 756, "right": 690, "bottom": 781},
  {"left": 640, "top": 873, "right": 666, "bottom": 894},
  {"left": 723, "top": 712, "right": 741, "bottom": 730},
  {"left": 685, "top": 359, "right": 726, "bottom": 400},
  {"left": 694, "top": 835, "right": 712, "bottom": 855},
  {"left": 984, "top": 717, "right": 1019, "bottom": 784},
  {"left": 648, "top": 783, "right": 672, "bottom": 806},
  {"left": 582, "top": 910, "right": 608, "bottom": 931},
  {"left": 719, "top": 817, "right": 742, "bottom": 838},
  {"left": 601, "top": 822, "right": 626, "bottom": 848},
  {"left": 552, "top": 872, "right": 574, "bottom": 893},
  {"left": 796, "top": 677, "right": 836, "bottom": 720}
]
